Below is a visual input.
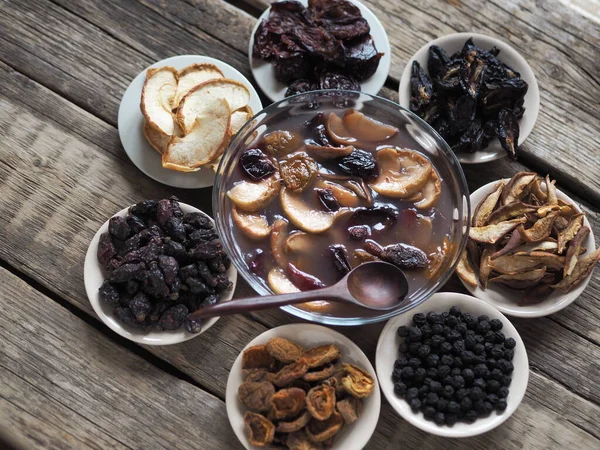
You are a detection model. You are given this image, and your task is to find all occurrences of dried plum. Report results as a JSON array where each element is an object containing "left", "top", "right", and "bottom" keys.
[
  {"left": 240, "top": 148, "right": 277, "bottom": 181},
  {"left": 186, "top": 277, "right": 212, "bottom": 295},
  {"left": 163, "top": 240, "right": 188, "bottom": 263},
  {"left": 158, "top": 304, "right": 188, "bottom": 330},
  {"left": 184, "top": 315, "right": 203, "bottom": 333},
  {"left": 274, "top": 53, "right": 311, "bottom": 83},
  {"left": 97, "top": 233, "right": 116, "bottom": 268},
  {"left": 428, "top": 45, "right": 451, "bottom": 79},
  {"left": 124, "top": 280, "right": 140, "bottom": 295},
  {"left": 147, "top": 301, "right": 169, "bottom": 325},
  {"left": 285, "top": 79, "right": 318, "bottom": 97},
  {"left": 165, "top": 216, "right": 186, "bottom": 242},
  {"left": 497, "top": 108, "right": 520, "bottom": 160},
  {"left": 460, "top": 57, "right": 486, "bottom": 98},
  {"left": 451, "top": 95, "right": 477, "bottom": 132},
  {"left": 126, "top": 215, "right": 146, "bottom": 234},
  {"left": 191, "top": 241, "right": 223, "bottom": 261},
  {"left": 337, "top": 149, "right": 378, "bottom": 180},
  {"left": 380, "top": 243, "right": 429, "bottom": 270},
  {"left": 179, "top": 264, "right": 198, "bottom": 280},
  {"left": 129, "top": 200, "right": 158, "bottom": 217},
  {"left": 452, "top": 120, "right": 485, "bottom": 154},
  {"left": 143, "top": 262, "right": 170, "bottom": 298},
  {"left": 156, "top": 199, "right": 173, "bottom": 226},
  {"left": 189, "top": 228, "right": 218, "bottom": 245},
  {"left": 348, "top": 206, "right": 398, "bottom": 229},
  {"left": 317, "top": 188, "right": 340, "bottom": 211},
  {"left": 99, "top": 280, "right": 120, "bottom": 305},
  {"left": 329, "top": 244, "right": 351, "bottom": 276},
  {"left": 410, "top": 61, "right": 434, "bottom": 112},
  {"left": 108, "top": 263, "right": 144, "bottom": 283},
  {"left": 319, "top": 72, "right": 360, "bottom": 91}
]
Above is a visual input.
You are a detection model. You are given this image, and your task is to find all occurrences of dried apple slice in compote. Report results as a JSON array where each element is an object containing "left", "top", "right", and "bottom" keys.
[
  {"left": 267, "top": 268, "right": 300, "bottom": 294},
  {"left": 280, "top": 187, "right": 335, "bottom": 234},
  {"left": 227, "top": 172, "right": 281, "bottom": 212},
  {"left": 371, "top": 147, "right": 432, "bottom": 198},
  {"left": 231, "top": 207, "right": 271, "bottom": 240},
  {"left": 141, "top": 66, "right": 178, "bottom": 136}
]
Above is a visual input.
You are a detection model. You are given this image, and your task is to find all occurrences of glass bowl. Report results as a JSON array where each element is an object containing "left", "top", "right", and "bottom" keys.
[{"left": 213, "top": 90, "right": 470, "bottom": 326}]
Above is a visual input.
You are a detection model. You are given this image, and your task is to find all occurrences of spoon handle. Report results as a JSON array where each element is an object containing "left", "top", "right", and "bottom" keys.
[{"left": 187, "top": 288, "right": 338, "bottom": 319}]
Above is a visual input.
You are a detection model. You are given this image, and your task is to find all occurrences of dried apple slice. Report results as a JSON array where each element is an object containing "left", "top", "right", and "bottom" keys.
[
  {"left": 141, "top": 66, "right": 178, "bottom": 136},
  {"left": 456, "top": 250, "right": 478, "bottom": 287},
  {"left": 270, "top": 219, "right": 290, "bottom": 268},
  {"left": 227, "top": 172, "right": 281, "bottom": 212},
  {"left": 232, "top": 207, "right": 271, "bottom": 240},
  {"left": 552, "top": 248, "right": 600, "bottom": 292},
  {"left": 267, "top": 267, "right": 300, "bottom": 294},
  {"left": 315, "top": 179, "right": 361, "bottom": 207},
  {"left": 343, "top": 109, "right": 399, "bottom": 142},
  {"left": 469, "top": 217, "right": 527, "bottom": 244},
  {"left": 177, "top": 79, "right": 250, "bottom": 134},
  {"left": 304, "top": 143, "right": 354, "bottom": 160},
  {"left": 557, "top": 213, "right": 584, "bottom": 253},
  {"left": 472, "top": 181, "right": 505, "bottom": 227},
  {"left": 230, "top": 106, "right": 253, "bottom": 135},
  {"left": 501, "top": 172, "right": 537, "bottom": 205},
  {"left": 413, "top": 169, "right": 441, "bottom": 209},
  {"left": 143, "top": 120, "right": 171, "bottom": 154},
  {"left": 173, "top": 63, "right": 224, "bottom": 106},
  {"left": 326, "top": 112, "right": 356, "bottom": 145},
  {"left": 162, "top": 98, "right": 230, "bottom": 171},
  {"left": 564, "top": 226, "right": 590, "bottom": 277},
  {"left": 371, "top": 147, "right": 433, "bottom": 198},
  {"left": 281, "top": 187, "right": 335, "bottom": 233}
]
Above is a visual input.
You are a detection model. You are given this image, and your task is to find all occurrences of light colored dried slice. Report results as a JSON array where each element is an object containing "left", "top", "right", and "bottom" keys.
[
  {"left": 557, "top": 213, "right": 584, "bottom": 254},
  {"left": 302, "top": 364, "right": 336, "bottom": 382},
  {"left": 177, "top": 78, "right": 250, "bottom": 134},
  {"left": 162, "top": 98, "right": 230, "bottom": 171},
  {"left": 489, "top": 267, "right": 547, "bottom": 289},
  {"left": 227, "top": 172, "right": 281, "bottom": 212},
  {"left": 479, "top": 245, "right": 495, "bottom": 289},
  {"left": 270, "top": 218, "right": 290, "bottom": 268},
  {"left": 244, "top": 411, "right": 275, "bottom": 447},
  {"left": 501, "top": 172, "right": 537, "bottom": 205},
  {"left": 266, "top": 337, "right": 304, "bottom": 364},
  {"left": 281, "top": 187, "right": 335, "bottom": 233},
  {"left": 231, "top": 207, "right": 271, "bottom": 240},
  {"left": 230, "top": 105, "right": 253, "bottom": 135},
  {"left": 143, "top": 120, "right": 171, "bottom": 154},
  {"left": 512, "top": 239, "right": 558, "bottom": 255},
  {"left": 456, "top": 250, "right": 478, "bottom": 287},
  {"left": 306, "top": 385, "right": 336, "bottom": 421},
  {"left": 469, "top": 217, "right": 527, "bottom": 244},
  {"left": 489, "top": 253, "right": 562, "bottom": 274},
  {"left": 371, "top": 147, "right": 432, "bottom": 198},
  {"left": 173, "top": 63, "right": 224, "bottom": 106},
  {"left": 552, "top": 248, "right": 600, "bottom": 292},
  {"left": 472, "top": 181, "right": 505, "bottom": 227},
  {"left": 141, "top": 66, "right": 178, "bottom": 136},
  {"left": 520, "top": 211, "right": 559, "bottom": 243},
  {"left": 267, "top": 268, "right": 299, "bottom": 294},
  {"left": 528, "top": 177, "right": 547, "bottom": 204},
  {"left": 315, "top": 179, "right": 361, "bottom": 207},
  {"left": 271, "top": 388, "right": 306, "bottom": 420},
  {"left": 341, "top": 364, "right": 375, "bottom": 398},
  {"left": 276, "top": 411, "right": 311, "bottom": 434},
  {"left": 343, "top": 109, "right": 399, "bottom": 142},
  {"left": 242, "top": 345, "right": 275, "bottom": 370},
  {"left": 564, "top": 226, "right": 590, "bottom": 277},
  {"left": 326, "top": 112, "right": 357, "bottom": 145},
  {"left": 413, "top": 169, "right": 441, "bottom": 209},
  {"left": 304, "top": 143, "right": 354, "bottom": 160},
  {"left": 271, "top": 360, "right": 309, "bottom": 387},
  {"left": 488, "top": 202, "right": 537, "bottom": 225}
]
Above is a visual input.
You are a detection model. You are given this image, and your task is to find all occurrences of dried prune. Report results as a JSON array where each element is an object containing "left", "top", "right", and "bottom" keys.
[
  {"left": 348, "top": 225, "right": 370, "bottom": 240},
  {"left": 497, "top": 108, "right": 520, "bottom": 160},
  {"left": 146, "top": 301, "right": 169, "bottom": 325},
  {"left": 97, "top": 232, "right": 116, "bottom": 268},
  {"left": 330, "top": 245, "right": 351, "bottom": 276},
  {"left": 319, "top": 72, "right": 360, "bottom": 91},
  {"left": 197, "top": 261, "right": 218, "bottom": 287},
  {"left": 287, "top": 263, "right": 326, "bottom": 291},
  {"left": 208, "top": 254, "right": 228, "bottom": 274},
  {"left": 240, "top": 148, "right": 277, "bottom": 180},
  {"left": 158, "top": 304, "right": 188, "bottom": 330},
  {"left": 108, "top": 263, "right": 144, "bottom": 283},
  {"left": 189, "top": 228, "right": 218, "bottom": 245},
  {"left": 99, "top": 280, "right": 120, "bottom": 305},
  {"left": 183, "top": 212, "right": 212, "bottom": 229},
  {"left": 285, "top": 79, "right": 318, "bottom": 97},
  {"left": 428, "top": 45, "right": 451, "bottom": 79},
  {"left": 121, "top": 242, "right": 161, "bottom": 265},
  {"left": 129, "top": 200, "right": 158, "bottom": 217},
  {"left": 186, "top": 277, "right": 212, "bottom": 295},
  {"left": 213, "top": 273, "right": 233, "bottom": 293},
  {"left": 124, "top": 280, "right": 140, "bottom": 295},
  {"left": 337, "top": 149, "right": 378, "bottom": 180},
  {"left": 410, "top": 61, "right": 434, "bottom": 112},
  {"left": 452, "top": 120, "right": 485, "bottom": 154},
  {"left": 163, "top": 240, "right": 188, "bottom": 263},
  {"left": 126, "top": 215, "right": 146, "bottom": 234},
  {"left": 275, "top": 53, "right": 311, "bottom": 83},
  {"left": 113, "top": 306, "right": 143, "bottom": 328},
  {"left": 317, "top": 188, "right": 340, "bottom": 211},
  {"left": 143, "top": 262, "right": 169, "bottom": 298},
  {"left": 129, "top": 292, "right": 151, "bottom": 322},
  {"left": 179, "top": 264, "right": 198, "bottom": 280},
  {"left": 460, "top": 57, "right": 486, "bottom": 98},
  {"left": 108, "top": 216, "right": 131, "bottom": 241},
  {"left": 158, "top": 255, "right": 179, "bottom": 285},
  {"left": 349, "top": 206, "right": 398, "bottom": 229},
  {"left": 380, "top": 243, "right": 429, "bottom": 269},
  {"left": 165, "top": 216, "right": 186, "bottom": 242},
  {"left": 451, "top": 95, "right": 476, "bottom": 132}
]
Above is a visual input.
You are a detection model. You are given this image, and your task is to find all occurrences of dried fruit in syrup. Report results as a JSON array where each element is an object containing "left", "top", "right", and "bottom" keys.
[
  {"left": 337, "top": 149, "right": 378, "bottom": 180},
  {"left": 280, "top": 153, "right": 318, "bottom": 192},
  {"left": 306, "top": 384, "right": 336, "bottom": 420},
  {"left": 266, "top": 337, "right": 305, "bottom": 364},
  {"left": 240, "top": 148, "right": 277, "bottom": 180},
  {"left": 238, "top": 381, "right": 276, "bottom": 412},
  {"left": 329, "top": 245, "right": 351, "bottom": 276},
  {"left": 317, "top": 188, "right": 340, "bottom": 211},
  {"left": 380, "top": 243, "right": 428, "bottom": 270},
  {"left": 244, "top": 411, "right": 275, "bottom": 447},
  {"left": 271, "top": 387, "right": 307, "bottom": 419}
]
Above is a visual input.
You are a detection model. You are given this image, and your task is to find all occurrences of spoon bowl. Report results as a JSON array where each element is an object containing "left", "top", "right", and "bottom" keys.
[{"left": 189, "top": 261, "right": 409, "bottom": 320}]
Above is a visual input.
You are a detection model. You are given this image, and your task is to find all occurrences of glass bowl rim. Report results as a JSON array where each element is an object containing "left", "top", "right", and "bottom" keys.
[{"left": 213, "top": 89, "right": 471, "bottom": 326}]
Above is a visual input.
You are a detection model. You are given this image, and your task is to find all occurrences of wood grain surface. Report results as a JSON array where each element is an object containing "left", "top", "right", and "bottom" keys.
[{"left": 0, "top": 0, "right": 599, "bottom": 448}]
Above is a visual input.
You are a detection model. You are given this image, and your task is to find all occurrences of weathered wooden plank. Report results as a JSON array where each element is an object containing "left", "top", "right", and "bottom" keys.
[
  {"left": 243, "top": 0, "right": 600, "bottom": 205},
  {"left": 0, "top": 266, "right": 243, "bottom": 450}
]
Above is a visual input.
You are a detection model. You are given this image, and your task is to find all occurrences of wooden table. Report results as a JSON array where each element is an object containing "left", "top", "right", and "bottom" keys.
[{"left": 1, "top": 0, "right": 599, "bottom": 448}]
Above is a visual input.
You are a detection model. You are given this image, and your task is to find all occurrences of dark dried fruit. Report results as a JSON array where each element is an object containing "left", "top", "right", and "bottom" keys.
[
  {"left": 165, "top": 216, "right": 186, "bottom": 242},
  {"left": 129, "top": 292, "right": 151, "bottom": 323},
  {"left": 184, "top": 315, "right": 203, "bottom": 333},
  {"left": 244, "top": 412, "right": 275, "bottom": 447},
  {"left": 329, "top": 245, "right": 351, "bottom": 276},
  {"left": 97, "top": 232, "right": 116, "bottom": 268},
  {"left": 183, "top": 212, "right": 212, "bottom": 229},
  {"left": 380, "top": 243, "right": 429, "bottom": 269},
  {"left": 144, "top": 262, "right": 170, "bottom": 298},
  {"left": 349, "top": 206, "right": 398, "bottom": 229},
  {"left": 337, "top": 149, "right": 378, "bottom": 180},
  {"left": 129, "top": 200, "right": 158, "bottom": 217},
  {"left": 113, "top": 306, "right": 143, "bottom": 328},
  {"left": 108, "top": 263, "right": 144, "bottom": 283},
  {"left": 240, "top": 148, "right": 277, "bottom": 181},
  {"left": 158, "top": 304, "right": 188, "bottom": 330},
  {"left": 242, "top": 345, "right": 276, "bottom": 370},
  {"left": 108, "top": 216, "right": 131, "bottom": 241},
  {"left": 317, "top": 188, "right": 340, "bottom": 211},
  {"left": 158, "top": 255, "right": 179, "bottom": 285},
  {"left": 126, "top": 215, "right": 146, "bottom": 234},
  {"left": 410, "top": 61, "right": 434, "bottom": 112},
  {"left": 319, "top": 72, "right": 360, "bottom": 91},
  {"left": 428, "top": 45, "right": 451, "bottom": 79},
  {"left": 497, "top": 108, "right": 520, "bottom": 160},
  {"left": 287, "top": 263, "right": 326, "bottom": 291},
  {"left": 99, "top": 280, "right": 120, "bottom": 305},
  {"left": 285, "top": 79, "right": 318, "bottom": 97}
]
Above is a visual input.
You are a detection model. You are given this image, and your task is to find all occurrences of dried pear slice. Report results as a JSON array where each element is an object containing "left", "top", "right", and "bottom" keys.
[
  {"left": 266, "top": 337, "right": 305, "bottom": 364},
  {"left": 143, "top": 120, "right": 171, "bottom": 154},
  {"left": 512, "top": 239, "right": 559, "bottom": 255},
  {"left": 489, "top": 254, "right": 562, "bottom": 274},
  {"left": 281, "top": 187, "right": 335, "bottom": 234},
  {"left": 553, "top": 215, "right": 569, "bottom": 233},
  {"left": 301, "top": 345, "right": 341, "bottom": 369},
  {"left": 337, "top": 397, "right": 362, "bottom": 425},
  {"left": 456, "top": 250, "right": 478, "bottom": 287},
  {"left": 564, "top": 226, "right": 590, "bottom": 277},
  {"left": 557, "top": 213, "right": 584, "bottom": 253},
  {"left": 244, "top": 411, "right": 275, "bottom": 447},
  {"left": 479, "top": 245, "right": 495, "bottom": 289},
  {"left": 469, "top": 217, "right": 527, "bottom": 244},
  {"left": 232, "top": 207, "right": 271, "bottom": 240},
  {"left": 491, "top": 230, "right": 524, "bottom": 259},
  {"left": 520, "top": 211, "right": 559, "bottom": 243},
  {"left": 242, "top": 344, "right": 275, "bottom": 370},
  {"left": 306, "top": 385, "right": 336, "bottom": 421},
  {"left": 413, "top": 169, "right": 441, "bottom": 210},
  {"left": 271, "top": 387, "right": 306, "bottom": 420},
  {"left": 343, "top": 109, "right": 399, "bottom": 142},
  {"left": 521, "top": 283, "right": 553, "bottom": 305},
  {"left": 488, "top": 202, "right": 537, "bottom": 225},
  {"left": 304, "top": 143, "right": 354, "bottom": 160},
  {"left": 489, "top": 267, "right": 547, "bottom": 289},
  {"left": 306, "top": 412, "right": 344, "bottom": 443},
  {"left": 238, "top": 381, "right": 275, "bottom": 412},
  {"left": 276, "top": 411, "right": 311, "bottom": 434},
  {"left": 272, "top": 360, "right": 309, "bottom": 387},
  {"left": 163, "top": 98, "right": 230, "bottom": 171},
  {"left": 501, "top": 172, "right": 537, "bottom": 205},
  {"left": 528, "top": 177, "right": 547, "bottom": 204},
  {"left": 341, "top": 363, "right": 375, "bottom": 398},
  {"left": 271, "top": 219, "right": 290, "bottom": 268},
  {"left": 227, "top": 172, "right": 281, "bottom": 212},
  {"left": 371, "top": 147, "right": 433, "bottom": 198},
  {"left": 173, "top": 63, "right": 224, "bottom": 106},
  {"left": 552, "top": 248, "right": 600, "bottom": 292},
  {"left": 177, "top": 79, "right": 250, "bottom": 134},
  {"left": 302, "top": 364, "right": 336, "bottom": 382},
  {"left": 472, "top": 181, "right": 505, "bottom": 227},
  {"left": 267, "top": 267, "right": 300, "bottom": 294},
  {"left": 141, "top": 66, "right": 178, "bottom": 136}
]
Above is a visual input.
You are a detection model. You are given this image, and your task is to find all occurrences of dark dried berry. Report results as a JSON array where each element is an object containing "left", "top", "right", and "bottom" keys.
[
  {"left": 143, "top": 262, "right": 169, "bottom": 298},
  {"left": 179, "top": 264, "right": 199, "bottom": 281},
  {"left": 504, "top": 337, "right": 516, "bottom": 349},
  {"left": 394, "top": 382, "right": 407, "bottom": 396},
  {"left": 129, "top": 200, "right": 158, "bottom": 217},
  {"left": 413, "top": 313, "right": 426, "bottom": 325},
  {"left": 109, "top": 216, "right": 131, "bottom": 241},
  {"left": 156, "top": 199, "right": 173, "bottom": 226},
  {"left": 191, "top": 241, "right": 223, "bottom": 261},
  {"left": 99, "top": 280, "right": 120, "bottom": 305},
  {"left": 126, "top": 215, "right": 146, "bottom": 234},
  {"left": 165, "top": 217, "right": 186, "bottom": 242},
  {"left": 97, "top": 233, "right": 117, "bottom": 268},
  {"left": 317, "top": 188, "right": 340, "bottom": 211},
  {"left": 397, "top": 326, "right": 409, "bottom": 338},
  {"left": 146, "top": 301, "right": 169, "bottom": 325},
  {"left": 158, "top": 304, "right": 189, "bottom": 330},
  {"left": 240, "top": 148, "right": 277, "bottom": 180},
  {"left": 189, "top": 228, "right": 218, "bottom": 245},
  {"left": 337, "top": 149, "right": 378, "bottom": 180}
]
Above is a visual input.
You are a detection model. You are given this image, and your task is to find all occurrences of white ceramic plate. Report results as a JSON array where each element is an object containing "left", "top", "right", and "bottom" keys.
[
  {"left": 84, "top": 202, "right": 237, "bottom": 345},
  {"left": 226, "top": 324, "right": 381, "bottom": 450},
  {"left": 118, "top": 55, "right": 263, "bottom": 189},
  {"left": 398, "top": 32, "right": 540, "bottom": 164},
  {"left": 376, "top": 292, "right": 529, "bottom": 438},
  {"left": 460, "top": 180, "right": 595, "bottom": 318},
  {"left": 248, "top": 0, "right": 391, "bottom": 102}
]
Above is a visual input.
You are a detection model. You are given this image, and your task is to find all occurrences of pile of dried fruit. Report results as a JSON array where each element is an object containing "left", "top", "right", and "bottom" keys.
[
  {"left": 394, "top": 307, "right": 516, "bottom": 426},
  {"left": 238, "top": 337, "right": 375, "bottom": 448},
  {"left": 96, "top": 197, "right": 233, "bottom": 333},
  {"left": 409, "top": 38, "right": 528, "bottom": 159},
  {"left": 253, "top": 0, "right": 383, "bottom": 97},
  {"left": 140, "top": 64, "right": 253, "bottom": 172},
  {"left": 457, "top": 172, "right": 600, "bottom": 304}
]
